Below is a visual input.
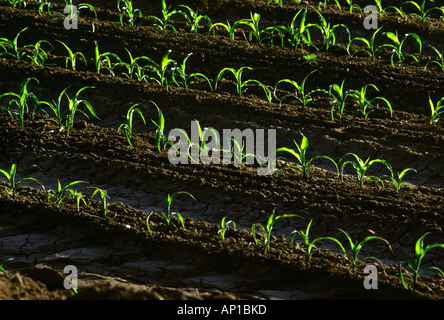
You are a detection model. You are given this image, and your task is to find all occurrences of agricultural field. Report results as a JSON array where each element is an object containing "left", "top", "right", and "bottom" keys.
[{"left": 0, "top": 0, "right": 444, "bottom": 302}]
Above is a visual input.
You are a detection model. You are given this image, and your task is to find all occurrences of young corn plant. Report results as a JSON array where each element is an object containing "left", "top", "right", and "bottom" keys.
[
  {"left": 209, "top": 19, "right": 247, "bottom": 43},
  {"left": 379, "top": 167, "right": 416, "bottom": 192},
  {"left": 0, "top": 27, "right": 28, "bottom": 60},
  {"left": 380, "top": 31, "right": 422, "bottom": 67},
  {"left": 424, "top": 45, "right": 444, "bottom": 71},
  {"left": 252, "top": 209, "right": 299, "bottom": 254},
  {"left": 148, "top": 0, "right": 185, "bottom": 32},
  {"left": 118, "top": 104, "right": 146, "bottom": 148},
  {"left": 272, "top": 9, "right": 314, "bottom": 49},
  {"left": 145, "top": 50, "right": 175, "bottom": 90},
  {"left": 56, "top": 40, "right": 87, "bottom": 71},
  {"left": 115, "top": 49, "right": 152, "bottom": 81},
  {"left": 177, "top": 5, "right": 212, "bottom": 34},
  {"left": 290, "top": 218, "right": 345, "bottom": 259},
  {"left": 273, "top": 70, "right": 324, "bottom": 108},
  {"left": 47, "top": 180, "right": 85, "bottom": 206},
  {"left": 340, "top": 152, "right": 391, "bottom": 187},
  {"left": 146, "top": 191, "right": 195, "bottom": 235},
  {"left": 222, "top": 136, "right": 259, "bottom": 166},
  {"left": 150, "top": 101, "right": 171, "bottom": 152},
  {"left": 401, "top": 0, "right": 444, "bottom": 22},
  {"left": 25, "top": 40, "right": 53, "bottom": 67},
  {"left": 398, "top": 232, "right": 444, "bottom": 290},
  {"left": 68, "top": 188, "right": 87, "bottom": 212},
  {"left": 348, "top": 83, "right": 393, "bottom": 123},
  {"left": 218, "top": 216, "right": 236, "bottom": 239},
  {"left": 0, "top": 77, "right": 44, "bottom": 127},
  {"left": 237, "top": 12, "right": 266, "bottom": 43},
  {"left": 336, "top": 229, "right": 393, "bottom": 269},
  {"left": 0, "top": 163, "right": 44, "bottom": 198},
  {"left": 275, "top": 132, "right": 339, "bottom": 178},
  {"left": 42, "top": 86, "right": 98, "bottom": 136},
  {"left": 327, "top": 80, "right": 352, "bottom": 121},
  {"left": 91, "top": 188, "right": 118, "bottom": 216},
  {"left": 171, "top": 53, "right": 213, "bottom": 91},
  {"left": 308, "top": 9, "right": 351, "bottom": 52},
  {"left": 429, "top": 95, "right": 444, "bottom": 124},
  {"left": 3, "top": 0, "right": 26, "bottom": 9},
  {"left": 0, "top": 257, "right": 14, "bottom": 274},
  {"left": 94, "top": 41, "right": 121, "bottom": 76},
  {"left": 117, "top": 0, "right": 142, "bottom": 27},
  {"left": 215, "top": 66, "right": 270, "bottom": 100},
  {"left": 347, "top": 26, "right": 383, "bottom": 60}
]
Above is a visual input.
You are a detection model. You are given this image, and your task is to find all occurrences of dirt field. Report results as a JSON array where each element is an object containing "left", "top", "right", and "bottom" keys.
[{"left": 0, "top": 0, "right": 444, "bottom": 301}]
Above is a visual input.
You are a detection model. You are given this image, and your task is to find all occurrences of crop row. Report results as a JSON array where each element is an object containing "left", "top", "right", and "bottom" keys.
[
  {"left": 0, "top": 75, "right": 421, "bottom": 190},
  {"left": 0, "top": 162, "right": 443, "bottom": 290},
  {"left": 2, "top": 0, "right": 444, "bottom": 69}
]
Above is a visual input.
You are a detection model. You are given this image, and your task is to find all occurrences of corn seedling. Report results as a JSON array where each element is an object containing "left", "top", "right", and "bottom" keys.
[
  {"left": 347, "top": 26, "right": 383, "bottom": 60},
  {"left": 424, "top": 45, "right": 444, "bottom": 71},
  {"left": 398, "top": 232, "right": 444, "bottom": 290},
  {"left": 236, "top": 12, "right": 267, "bottom": 43},
  {"left": 145, "top": 50, "right": 175, "bottom": 90},
  {"left": 25, "top": 40, "right": 53, "bottom": 67},
  {"left": 275, "top": 132, "right": 339, "bottom": 178},
  {"left": 94, "top": 41, "right": 121, "bottom": 76},
  {"left": 68, "top": 188, "right": 87, "bottom": 211},
  {"left": 222, "top": 136, "right": 258, "bottom": 165},
  {"left": 117, "top": 0, "right": 142, "bottom": 27},
  {"left": 209, "top": 19, "right": 247, "bottom": 43},
  {"left": 308, "top": 9, "right": 351, "bottom": 52},
  {"left": 0, "top": 27, "right": 28, "bottom": 60},
  {"left": 380, "top": 167, "right": 416, "bottom": 192},
  {"left": 171, "top": 53, "right": 213, "bottom": 91},
  {"left": 272, "top": 9, "right": 313, "bottom": 49},
  {"left": 290, "top": 219, "right": 345, "bottom": 259},
  {"left": 429, "top": 95, "right": 444, "bottom": 124},
  {"left": 0, "top": 163, "right": 44, "bottom": 198},
  {"left": 37, "top": 1, "right": 53, "bottom": 15},
  {"left": 317, "top": 0, "right": 341, "bottom": 11},
  {"left": 327, "top": 80, "right": 352, "bottom": 121},
  {"left": 47, "top": 180, "right": 85, "bottom": 206},
  {"left": 146, "top": 191, "right": 195, "bottom": 235},
  {"left": 340, "top": 152, "right": 391, "bottom": 187},
  {"left": 2, "top": 0, "right": 26, "bottom": 8},
  {"left": 148, "top": 0, "right": 185, "bottom": 32},
  {"left": 303, "top": 54, "right": 318, "bottom": 66},
  {"left": 215, "top": 66, "right": 269, "bottom": 99},
  {"left": 344, "top": 0, "right": 362, "bottom": 14},
  {"left": 401, "top": 0, "right": 443, "bottom": 22},
  {"left": 274, "top": 70, "right": 324, "bottom": 108},
  {"left": 115, "top": 49, "right": 153, "bottom": 81},
  {"left": 0, "top": 77, "right": 44, "bottom": 127},
  {"left": 336, "top": 229, "right": 393, "bottom": 268},
  {"left": 43, "top": 86, "right": 98, "bottom": 136},
  {"left": 150, "top": 101, "right": 171, "bottom": 152},
  {"left": 91, "top": 188, "right": 118, "bottom": 216},
  {"left": 0, "top": 258, "right": 14, "bottom": 274},
  {"left": 218, "top": 216, "right": 236, "bottom": 239},
  {"left": 380, "top": 31, "right": 422, "bottom": 67},
  {"left": 348, "top": 83, "right": 393, "bottom": 123},
  {"left": 61, "top": 0, "right": 97, "bottom": 19},
  {"left": 252, "top": 209, "right": 299, "bottom": 254},
  {"left": 118, "top": 104, "right": 146, "bottom": 148},
  {"left": 56, "top": 40, "right": 87, "bottom": 71},
  {"left": 177, "top": 5, "right": 212, "bottom": 34}
]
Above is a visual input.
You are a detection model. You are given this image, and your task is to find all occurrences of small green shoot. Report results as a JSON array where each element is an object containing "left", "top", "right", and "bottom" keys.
[
  {"left": 398, "top": 232, "right": 444, "bottom": 290},
  {"left": 252, "top": 209, "right": 299, "bottom": 254},
  {"left": 118, "top": 104, "right": 146, "bottom": 148},
  {"left": 146, "top": 191, "right": 196, "bottom": 235},
  {"left": 218, "top": 216, "right": 236, "bottom": 239},
  {"left": 0, "top": 163, "right": 44, "bottom": 198}
]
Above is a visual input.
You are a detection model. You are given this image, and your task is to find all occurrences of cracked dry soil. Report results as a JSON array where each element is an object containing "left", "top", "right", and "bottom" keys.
[{"left": 0, "top": 0, "right": 444, "bottom": 301}]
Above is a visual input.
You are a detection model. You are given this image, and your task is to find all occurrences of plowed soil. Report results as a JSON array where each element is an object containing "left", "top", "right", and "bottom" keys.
[{"left": 0, "top": 0, "right": 444, "bottom": 302}]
